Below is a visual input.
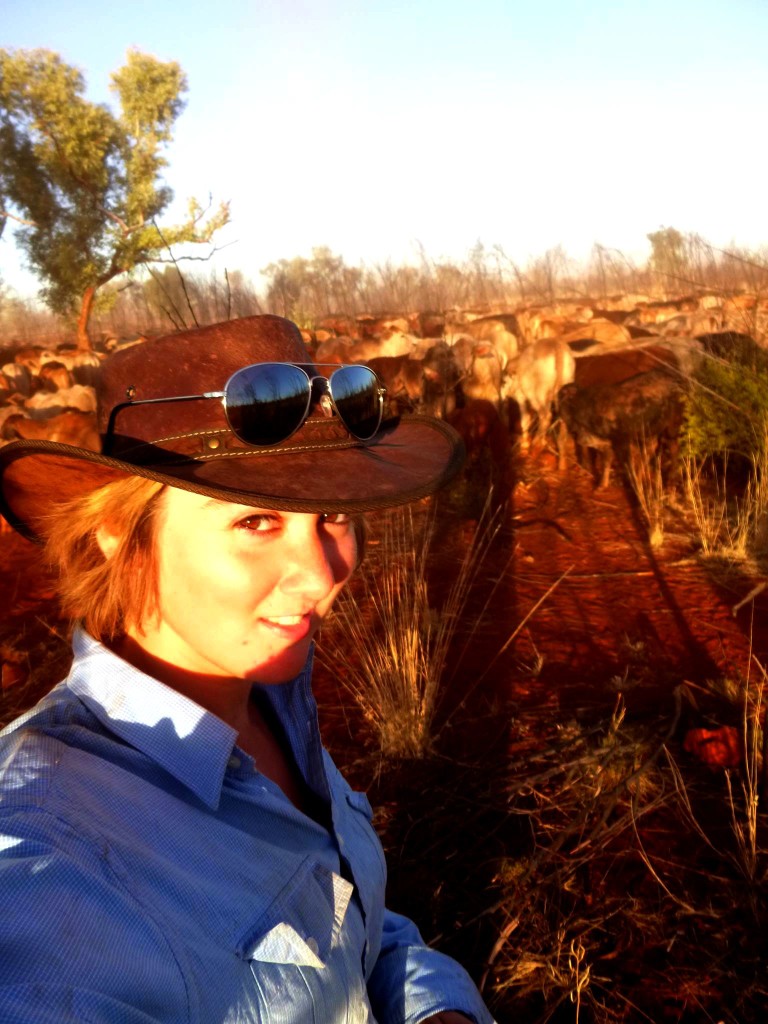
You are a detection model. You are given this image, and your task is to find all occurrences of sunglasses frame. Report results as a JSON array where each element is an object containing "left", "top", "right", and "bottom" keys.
[{"left": 103, "top": 362, "right": 386, "bottom": 454}]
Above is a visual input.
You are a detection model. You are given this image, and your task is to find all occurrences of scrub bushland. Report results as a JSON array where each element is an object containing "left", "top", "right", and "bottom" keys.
[
  {"left": 681, "top": 343, "right": 768, "bottom": 568},
  {"left": 319, "top": 496, "right": 768, "bottom": 1024}
]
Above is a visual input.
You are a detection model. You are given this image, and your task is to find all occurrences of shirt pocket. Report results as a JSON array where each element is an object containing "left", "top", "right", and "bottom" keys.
[{"left": 236, "top": 856, "right": 354, "bottom": 970}]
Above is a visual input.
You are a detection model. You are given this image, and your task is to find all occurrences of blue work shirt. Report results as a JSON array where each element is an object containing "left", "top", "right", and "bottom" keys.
[{"left": 0, "top": 628, "right": 494, "bottom": 1024}]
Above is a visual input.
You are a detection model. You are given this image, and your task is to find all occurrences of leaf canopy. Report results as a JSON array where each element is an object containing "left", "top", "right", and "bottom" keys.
[{"left": 0, "top": 47, "right": 229, "bottom": 341}]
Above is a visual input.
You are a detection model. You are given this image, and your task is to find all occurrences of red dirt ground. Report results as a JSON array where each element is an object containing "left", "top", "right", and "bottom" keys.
[
  {"left": 507, "top": 452, "right": 768, "bottom": 708},
  {"left": 311, "top": 448, "right": 768, "bottom": 765}
]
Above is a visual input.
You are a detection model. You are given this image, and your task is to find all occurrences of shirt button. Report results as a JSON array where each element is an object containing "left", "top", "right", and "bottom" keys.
[
  {"left": 306, "top": 936, "right": 319, "bottom": 955},
  {"left": 227, "top": 755, "right": 241, "bottom": 770}
]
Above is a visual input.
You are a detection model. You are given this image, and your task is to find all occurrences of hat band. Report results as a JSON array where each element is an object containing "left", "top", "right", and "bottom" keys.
[
  {"left": 103, "top": 362, "right": 385, "bottom": 454},
  {"left": 110, "top": 420, "right": 369, "bottom": 466}
]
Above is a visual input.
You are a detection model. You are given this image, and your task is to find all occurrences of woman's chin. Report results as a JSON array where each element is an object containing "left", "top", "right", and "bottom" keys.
[{"left": 243, "top": 641, "right": 314, "bottom": 685}]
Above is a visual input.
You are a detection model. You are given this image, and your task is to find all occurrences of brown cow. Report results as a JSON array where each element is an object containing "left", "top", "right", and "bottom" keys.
[
  {"left": 573, "top": 346, "right": 683, "bottom": 388},
  {"left": 420, "top": 342, "right": 461, "bottom": 418},
  {"left": 317, "top": 315, "right": 360, "bottom": 339},
  {"left": 503, "top": 338, "right": 575, "bottom": 451},
  {"left": 24, "top": 384, "right": 97, "bottom": 418},
  {"left": 70, "top": 351, "right": 103, "bottom": 388},
  {"left": 38, "top": 361, "right": 74, "bottom": 391},
  {"left": 368, "top": 344, "right": 461, "bottom": 419},
  {"left": 2, "top": 410, "right": 100, "bottom": 450},
  {"left": 314, "top": 335, "right": 355, "bottom": 365},
  {"left": 366, "top": 355, "right": 424, "bottom": 415},
  {"left": 444, "top": 315, "right": 519, "bottom": 369},
  {"left": 451, "top": 337, "right": 503, "bottom": 408},
  {"left": 417, "top": 311, "right": 446, "bottom": 339},
  {"left": 2, "top": 363, "right": 33, "bottom": 397},
  {"left": 356, "top": 315, "right": 411, "bottom": 340},
  {"left": 558, "top": 370, "right": 686, "bottom": 489},
  {"left": 560, "top": 318, "right": 631, "bottom": 348},
  {"left": 695, "top": 331, "right": 766, "bottom": 367},
  {"left": 13, "top": 346, "right": 46, "bottom": 370},
  {"left": 318, "top": 332, "right": 421, "bottom": 364}
]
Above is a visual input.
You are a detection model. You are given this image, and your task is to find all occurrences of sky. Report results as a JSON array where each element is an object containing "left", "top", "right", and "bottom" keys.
[{"left": 3, "top": 0, "right": 768, "bottom": 299}]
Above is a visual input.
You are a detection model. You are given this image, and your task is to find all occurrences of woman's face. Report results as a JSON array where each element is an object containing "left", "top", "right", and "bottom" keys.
[{"left": 128, "top": 487, "right": 357, "bottom": 684}]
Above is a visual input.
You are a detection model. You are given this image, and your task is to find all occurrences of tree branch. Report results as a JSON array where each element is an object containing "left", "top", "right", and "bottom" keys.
[
  {"left": 0, "top": 208, "right": 40, "bottom": 228},
  {"left": 150, "top": 241, "right": 236, "bottom": 263},
  {"left": 224, "top": 267, "right": 232, "bottom": 321},
  {"left": 98, "top": 205, "right": 132, "bottom": 235},
  {"left": 147, "top": 264, "right": 190, "bottom": 331},
  {"left": 151, "top": 218, "right": 199, "bottom": 327}
]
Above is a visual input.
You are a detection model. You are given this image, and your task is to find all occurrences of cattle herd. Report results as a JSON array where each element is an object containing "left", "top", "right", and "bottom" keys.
[{"left": 0, "top": 293, "right": 763, "bottom": 510}]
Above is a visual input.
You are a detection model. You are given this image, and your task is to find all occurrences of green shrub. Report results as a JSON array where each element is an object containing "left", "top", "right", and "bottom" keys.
[{"left": 684, "top": 357, "right": 768, "bottom": 464}]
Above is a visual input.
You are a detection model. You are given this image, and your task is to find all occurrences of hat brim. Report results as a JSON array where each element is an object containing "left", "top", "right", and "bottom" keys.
[{"left": 0, "top": 414, "right": 465, "bottom": 543}]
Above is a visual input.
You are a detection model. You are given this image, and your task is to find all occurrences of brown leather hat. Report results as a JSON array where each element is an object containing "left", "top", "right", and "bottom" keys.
[{"left": 0, "top": 315, "right": 464, "bottom": 542}]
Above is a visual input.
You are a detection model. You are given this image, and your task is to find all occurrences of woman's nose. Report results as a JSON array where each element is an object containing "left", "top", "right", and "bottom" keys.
[{"left": 279, "top": 530, "right": 345, "bottom": 600}]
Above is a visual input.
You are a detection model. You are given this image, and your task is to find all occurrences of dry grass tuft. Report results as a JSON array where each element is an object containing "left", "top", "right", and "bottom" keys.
[
  {"left": 319, "top": 500, "right": 509, "bottom": 758},
  {"left": 626, "top": 436, "right": 668, "bottom": 548},
  {"left": 682, "top": 431, "right": 768, "bottom": 569}
]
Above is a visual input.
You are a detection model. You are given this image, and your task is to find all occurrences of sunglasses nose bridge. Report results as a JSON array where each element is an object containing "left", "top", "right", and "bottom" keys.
[{"left": 306, "top": 374, "right": 332, "bottom": 416}]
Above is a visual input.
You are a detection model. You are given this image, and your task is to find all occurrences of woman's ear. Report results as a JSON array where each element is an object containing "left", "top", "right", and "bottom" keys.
[{"left": 96, "top": 524, "right": 121, "bottom": 560}]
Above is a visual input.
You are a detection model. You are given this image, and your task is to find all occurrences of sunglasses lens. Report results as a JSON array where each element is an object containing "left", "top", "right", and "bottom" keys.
[
  {"left": 223, "top": 363, "right": 382, "bottom": 446},
  {"left": 225, "top": 364, "right": 310, "bottom": 445},
  {"left": 330, "top": 365, "right": 382, "bottom": 440}
]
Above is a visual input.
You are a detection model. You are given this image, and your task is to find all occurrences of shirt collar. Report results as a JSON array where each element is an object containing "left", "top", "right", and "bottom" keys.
[{"left": 65, "top": 628, "right": 311, "bottom": 810}]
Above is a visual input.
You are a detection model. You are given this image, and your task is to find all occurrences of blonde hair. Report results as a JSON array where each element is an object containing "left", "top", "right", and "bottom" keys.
[{"left": 43, "top": 476, "right": 167, "bottom": 641}]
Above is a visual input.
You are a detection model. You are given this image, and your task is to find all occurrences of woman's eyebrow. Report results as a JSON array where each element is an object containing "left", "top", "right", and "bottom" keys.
[{"left": 200, "top": 498, "right": 271, "bottom": 515}]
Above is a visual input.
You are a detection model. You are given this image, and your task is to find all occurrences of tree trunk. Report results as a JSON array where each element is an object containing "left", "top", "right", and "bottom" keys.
[{"left": 76, "top": 286, "right": 95, "bottom": 350}]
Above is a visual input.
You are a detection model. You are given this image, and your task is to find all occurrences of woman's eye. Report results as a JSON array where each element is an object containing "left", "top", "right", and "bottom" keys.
[
  {"left": 321, "top": 513, "right": 351, "bottom": 526},
  {"left": 237, "top": 514, "right": 275, "bottom": 532}
]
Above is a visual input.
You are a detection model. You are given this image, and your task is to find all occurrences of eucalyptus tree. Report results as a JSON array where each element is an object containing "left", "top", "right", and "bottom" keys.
[{"left": 0, "top": 47, "right": 229, "bottom": 348}]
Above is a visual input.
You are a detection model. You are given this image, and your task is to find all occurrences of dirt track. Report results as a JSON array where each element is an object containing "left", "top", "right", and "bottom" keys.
[{"left": 508, "top": 453, "right": 767, "bottom": 709}]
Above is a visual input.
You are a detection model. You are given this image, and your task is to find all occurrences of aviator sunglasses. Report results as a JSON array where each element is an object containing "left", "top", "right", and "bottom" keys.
[{"left": 104, "top": 363, "right": 386, "bottom": 453}]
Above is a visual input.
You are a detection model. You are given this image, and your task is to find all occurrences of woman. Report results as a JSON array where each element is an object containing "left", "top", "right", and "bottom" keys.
[{"left": 0, "top": 316, "right": 494, "bottom": 1024}]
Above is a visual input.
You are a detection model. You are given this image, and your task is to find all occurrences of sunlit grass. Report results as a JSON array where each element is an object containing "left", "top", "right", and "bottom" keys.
[
  {"left": 626, "top": 435, "right": 667, "bottom": 548},
  {"left": 682, "top": 431, "right": 768, "bottom": 567},
  {"left": 320, "top": 500, "right": 506, "bottom": 758}
]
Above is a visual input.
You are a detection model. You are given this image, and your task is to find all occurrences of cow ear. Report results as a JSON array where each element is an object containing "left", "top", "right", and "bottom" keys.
[{"left": 96, "top": 524, "right": 120, "bottom": 560}]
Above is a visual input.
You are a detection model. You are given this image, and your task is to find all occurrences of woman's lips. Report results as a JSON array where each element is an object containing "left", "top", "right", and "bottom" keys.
[{"left": 259, "top": 613, "right": 312, "bottom": 642}]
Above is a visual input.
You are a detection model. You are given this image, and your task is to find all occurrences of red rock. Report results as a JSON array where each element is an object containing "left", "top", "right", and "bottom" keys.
[{"left": 683, "top": 726, "right": 742, "bottom": 768}]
